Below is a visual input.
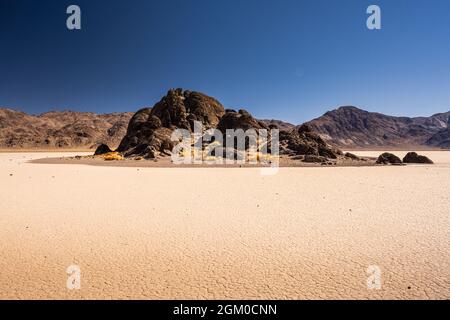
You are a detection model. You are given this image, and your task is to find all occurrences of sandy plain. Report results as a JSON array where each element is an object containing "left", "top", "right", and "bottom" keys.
[{"left": 0, "top": 151, "right": 449, "bottom": 299}]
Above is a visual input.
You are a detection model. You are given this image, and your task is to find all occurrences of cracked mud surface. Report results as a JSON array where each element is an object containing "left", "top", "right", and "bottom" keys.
[{"left": 1, "top": 151, "right": 449, "bottom": 299}]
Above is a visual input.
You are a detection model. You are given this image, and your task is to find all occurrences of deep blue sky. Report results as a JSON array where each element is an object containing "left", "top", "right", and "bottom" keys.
[{"left": 1, "top": 0, "right": 450, "bottom": 123}]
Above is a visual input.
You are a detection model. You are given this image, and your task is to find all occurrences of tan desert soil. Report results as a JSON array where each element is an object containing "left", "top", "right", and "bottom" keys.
[{"left": 1, "top": 151, "right": 449, "bottom": 299}]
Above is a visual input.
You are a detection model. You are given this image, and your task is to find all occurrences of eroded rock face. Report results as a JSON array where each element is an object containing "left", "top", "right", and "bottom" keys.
[
  {"left": 376, "top": 152, "right": 403, "bottom": 165},
  {"left": 403, "top": 152, "right": 434, "bottom": 164}
]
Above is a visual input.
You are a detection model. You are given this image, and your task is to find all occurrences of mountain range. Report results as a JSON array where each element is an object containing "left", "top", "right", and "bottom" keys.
[
  {"left": 1, "top": 103, "right": 449, "bottom": 150},
  {"left": 305, "top": 106, "right": 450, "bottom": 149},
  {"left": 0, "top": 108, "right": 133, "bottom": 149}
]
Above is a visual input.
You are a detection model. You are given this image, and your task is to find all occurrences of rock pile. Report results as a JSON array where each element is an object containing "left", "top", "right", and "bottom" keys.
[
  {"left": 104, "top": 89, "right": 350, "bottom": 162},
  {"left": 116, "top": 89, "right": 225, "bottom": 159},
  {"left": 376, "top": 152, "right": 434, "bottom": 165},
  {"left": 95, "top": 89, "right": 439, "bottom": 167},
  {"left": 279, "top": 124, "right": 343, "bottom": 162}
]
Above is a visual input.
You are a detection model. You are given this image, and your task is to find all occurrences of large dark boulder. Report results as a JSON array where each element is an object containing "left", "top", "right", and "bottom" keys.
[
  {"left": 376, "top": 152, "right": 402, "bottom": 165},
  {"left": 151, "top": 88, "right": 225, "bottom": 130},
  {"left": 402, "top": 152, "right": 434, "bottom": 164},
  {"left": 94, "top": 144, "right": 112, "bottom": 155},
  {"left": 344, "top": 152, "right": 360, "bottom": 160},
  {"left": 217, "top": 109, "right": 267, "bottom": 132},
  {"left": 216, "top": 109, "right": 269, "bottom": 150}
]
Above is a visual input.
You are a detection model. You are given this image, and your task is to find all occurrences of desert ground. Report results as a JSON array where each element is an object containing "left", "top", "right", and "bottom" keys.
[{"left": 0, "top": 151, "right": 449, "bottom": 299}]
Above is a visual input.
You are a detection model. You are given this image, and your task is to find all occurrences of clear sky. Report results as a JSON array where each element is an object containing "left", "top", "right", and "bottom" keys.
[{"left": 1, "top": 0, "right": 450, "bottom": 123}]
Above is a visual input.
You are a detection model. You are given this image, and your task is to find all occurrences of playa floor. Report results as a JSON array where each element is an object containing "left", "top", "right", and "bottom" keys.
[{"left": 0, "top": 151, "right": 449, "bottom": 299}]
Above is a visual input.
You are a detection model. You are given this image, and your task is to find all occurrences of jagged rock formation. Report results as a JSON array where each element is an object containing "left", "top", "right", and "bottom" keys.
[
  {"left": 280, "top": 124, "right": 343, "bottom": 161},
  {"left": 117, "top": 89, "right": 226, "bottom": 158},
  {"left": 118, "top": 91, "right": 271, "bottom": 159},
  {"left": 0, "top": 108, "right": 133, "bottom": 149},
  {"left": 117, "top": 89, "right": 344, "bottom": 162},
  {"left": 403, "top": 152, "right": 434, "bottom": 164},
  {"left": 306, "top": 106, "right": 450, "bottom": 149}
]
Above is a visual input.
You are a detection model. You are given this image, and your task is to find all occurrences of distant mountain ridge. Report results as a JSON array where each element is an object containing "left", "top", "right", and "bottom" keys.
[
  {"left": 0, "top": 108, "right": 134, "bottom": 149},
  {"left": 305, "top": 106, "right": 450, "bottom": 149},
  {"left": 1, "top": 104, "right": 449, "bottom": 150}
]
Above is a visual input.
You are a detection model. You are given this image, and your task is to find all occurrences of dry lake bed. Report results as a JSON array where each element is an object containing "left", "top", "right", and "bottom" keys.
[{"left": 0, "top": 151, "right": 449, "bottom": 299}]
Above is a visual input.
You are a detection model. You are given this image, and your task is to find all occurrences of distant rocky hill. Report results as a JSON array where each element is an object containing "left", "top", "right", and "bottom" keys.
[
  {"left": 305, "top": 106, "right": 450, "bottom": 149},
  {"left": 0, "top": 108, "right": 133, "bottom": 149},
  {"left": 426, "top": 120, "right": 450, "bottom": 148}
]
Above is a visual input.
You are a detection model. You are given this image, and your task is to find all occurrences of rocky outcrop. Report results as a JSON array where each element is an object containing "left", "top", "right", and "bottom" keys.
[
  {"left": 402, "top": 152, "right": 434, "bottom": 164},
  {"left": 376, "top": 153, "right": 403, "bottom": 165},
  {"left": 150, "top": 88, "right": 225, "bottom": 130},
  {"left": 217, "top": 109, "right": 267, "bottom": 132},
  {"left": 117, "top": 89, "right": 225, "bottom": 159},
  {"left": 215, "top": 109, "right": 269, "bottom": 151},
  {"left": 280, "top": 124, "right": 343, "bottom": 160},
  {"left": 117, "top": 89, "right": 345, "bottom": 162}
]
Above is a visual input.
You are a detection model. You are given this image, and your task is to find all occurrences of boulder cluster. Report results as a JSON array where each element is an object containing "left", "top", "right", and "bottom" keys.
[
  {"left": 95, "top": 89, "right": 345, "bottom": 162},
  {"left": 114, "top": 89, "right": 225, "bottom": 159},
  {"left": 376, "top": 152, "right": 433, "bottom": 165},
  {"left": 279, "top": 124, "right": 343, "bottom": 163},
  {"left": 93, "top": 88, "right": 436, "bottom": 166}
]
